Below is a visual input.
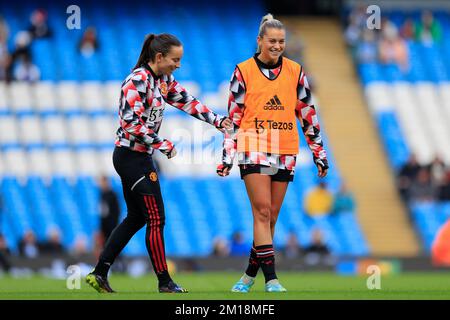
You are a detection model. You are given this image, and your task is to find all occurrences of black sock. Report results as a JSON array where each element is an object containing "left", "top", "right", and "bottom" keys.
[
  {"left": 245, "top": 243, "right": 259, "bottom": 277},
  {"left": 255, "top": 244, "right": 277, "bottom": 283},
  {"left": 157, "top": 270, "right": 172, "bottom": 287},
  {"left": 93, "top": 260, "right": 112, "bottom": 278},
  {"left": 95, "top": 216, "right": 145, "bottom": 278}
]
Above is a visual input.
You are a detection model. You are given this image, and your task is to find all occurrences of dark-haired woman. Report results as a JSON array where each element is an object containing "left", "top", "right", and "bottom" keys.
[
  {"left": 86, "top": 33, "right": 232, "bottom": 293},
  {"left": 217, "top": 14, "right": 329, "bottom": 292}
]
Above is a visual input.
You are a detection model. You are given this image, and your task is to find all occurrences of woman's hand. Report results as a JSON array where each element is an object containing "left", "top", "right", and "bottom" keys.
[
  {"left": 159, "top": 139, "right": 177, "bottom": 159},
  {"left": 317, "top": 163, "right": 328, "bottom": 178},
  {"left": 216, "top": 117, "right": 233, "bottom": 132},
  {"left": 220, "top": 117, "right": 233, "bottom": 129},
  {"left": 217, "top": 164, "right": 232, "bottom": 177},
  {"left": 316, "top": 159, "right": 329, "bottom": 178}
]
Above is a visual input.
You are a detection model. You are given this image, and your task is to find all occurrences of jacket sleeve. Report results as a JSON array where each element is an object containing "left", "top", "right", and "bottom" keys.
[
  {"left": 295, "top": 67, "right": 328, "bottom": 167},
  {"left": 222, "top": 66, "right": 246, "bottom": 166},
  {"left": 166, "top": 76, "right": 225, "bottom": 127}
]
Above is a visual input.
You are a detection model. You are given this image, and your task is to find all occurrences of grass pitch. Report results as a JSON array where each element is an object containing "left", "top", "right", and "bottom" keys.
[{"left": 1, "top": 271, "right": 450, "bottom": 300}]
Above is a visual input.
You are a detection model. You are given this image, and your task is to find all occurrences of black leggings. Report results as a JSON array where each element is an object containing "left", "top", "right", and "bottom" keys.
[{"left": 99, "top": 146, "right": 168, "bottom": 275}]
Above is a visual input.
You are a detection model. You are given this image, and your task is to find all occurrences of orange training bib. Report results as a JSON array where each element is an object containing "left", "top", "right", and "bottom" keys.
[{"left": 236, "top": 57, "right": 301, "bottom": 154}]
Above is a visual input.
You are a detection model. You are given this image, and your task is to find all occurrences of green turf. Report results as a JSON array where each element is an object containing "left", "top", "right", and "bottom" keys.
[{"left": 1, "top": 272, "right": 450, "bottom": 300}]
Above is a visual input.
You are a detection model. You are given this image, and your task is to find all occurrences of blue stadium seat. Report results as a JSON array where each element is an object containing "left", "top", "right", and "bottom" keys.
[
  {"left": 376, "top": 111, "right": 410, "bottom": 170},
  {"left": 25, "top": 176, "right": 58, "bottom": 241}
]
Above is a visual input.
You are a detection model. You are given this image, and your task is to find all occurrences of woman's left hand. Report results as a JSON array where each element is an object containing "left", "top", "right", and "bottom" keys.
[
  {"left": 219, "top": 117, "right": 233, "bottom": 130},
  {"left": 317, "top": 163, "right": 328, "bottom": 178},
  {"left": 315, "top": 159, "right": 329, "bottom": 178}
]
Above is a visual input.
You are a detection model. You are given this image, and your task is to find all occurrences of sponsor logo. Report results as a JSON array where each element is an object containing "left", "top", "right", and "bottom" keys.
[
  {"left": 149, "top": 172, "right": 158, "bottom": 182},
  {"left": 253, "top": 118, "right": 293, "bottom": 133},
  {"left": 263, "top": 95, "right": 284, "bottom": 110},
  {"left": 160, "top": 82, "right": 168, "bottom": 95}
]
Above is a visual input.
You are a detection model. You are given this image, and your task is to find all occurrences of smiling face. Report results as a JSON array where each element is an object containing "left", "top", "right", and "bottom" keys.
[
  {"left": 155, "top": 45, "right": 183, "bottom": 76},
  {"left": 257, "top": 27, "right": 286, "bottom": 64}
]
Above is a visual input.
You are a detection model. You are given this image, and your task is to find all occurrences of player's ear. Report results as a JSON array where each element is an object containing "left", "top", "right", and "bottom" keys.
[
  {"left": 256, "top": 36, "right": 262, "bottom": 47},
  {"left": 155, "top": 52, "right": 163, "bottom": 63}
]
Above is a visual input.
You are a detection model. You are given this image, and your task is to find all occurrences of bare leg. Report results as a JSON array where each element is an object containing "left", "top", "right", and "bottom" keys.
[
  {"left": 243, "top": 174, "right": 272, "bottom": 246},
  {"left": 270, "top": 181, "right": 289, "bottom": 238}
]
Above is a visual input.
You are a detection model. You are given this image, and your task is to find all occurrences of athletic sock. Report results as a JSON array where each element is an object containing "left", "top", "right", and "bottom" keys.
[
  {"left": 245, "top": 244, "right": 259, "bottom": 277},
  {"left": 157, "top": 270, "right": 172, "bottom": 287},
  {"left": 255, "top": 244, "right": 277, "bottom": 283},
  {"left": 241, "top": 274, "right": 255, "bottom": 284},
  {"left": 93, "top": 260, "right": 111, "bottom": 278},
  {"left": 266, "top": 279, "right": 280, "bottom": 286}
]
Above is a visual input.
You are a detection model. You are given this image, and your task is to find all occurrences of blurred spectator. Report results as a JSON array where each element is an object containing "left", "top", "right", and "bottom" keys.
[
  {"left": 28, "top": 9, "right": 52, "bottom": 39},
  {"left": 344, "top": 4, "right": 366, "bottom": 48},
  {"left": 39, "top": 227, "right": 65, "bottom": 255},
  {"left": 356, "top": 29, "right": 377, "bottom": 63},
  {"left": 415, "top": 10, "right": 442, "bottom": 45},
  {"left": 304, "top": 229, "right": 329, "bottom": 255},
  {"left": 13, "top": 55, "right": 40, "bottom": 82},
  {"left": 284, "top": 27, "right": 305, "bottom": 63},
  {"left": 212, "top": 236, "right": 230, "bottom": 257},
  {"left": 332, "top": 183, "right": 356, "bottom": 214},
  {"left": 78, "top": 27, "right": 99, "bottom": 58},
  {"left": 400, "top": 18, "right": 415, "bottom": 41},
  {"left": 303, "top": 229, "right": 330, "bottom": 266},
  {"left": 438, "top": 171, "right": 450, "bottom": 202},
  {"left": 428, "top": 155, "right": 448, "bottom": 188},
  {"left": 98, "top": 176, "right": 120, "bottom": 241},
  {"left": 397, "top": 154, "right": 421, "bottom": 202},
  {"left": 6, "top": 30, "right": 32, "bottom": 81},
  {"left": 377, "top": 17, "right": 396, "bottom": 39},
  {"left": 72, "top": 235, "right": 89, "bottom": 258},
  {"left": 11, "top": 31, "right": 32, "bottom": 61},
  {"left": 0, "top": 234, "right": 11, "bottom": 273},
  {"left": 0, "top": 15, "right": 10, "bottom": 80},
  {"left": 229, "top": 231, "right": 248, "bottom": 256},
  {"left": 348, "top": 4, "right": 367, "bottom": 28},
  {"left": 304, "top": 182, "right": 333, "bottom": 217},
  {"left": 344, "top": 14, "right": 362, "bottom": 49},
  {"left": 409, "top": 168, "right": 437, "bottom": 202},
  {"left": 94, "top": 176, "right": 120, "bottom": 257},
  {"left": 18, "top": 230, "right": 39, "bottom": 258},
  {"left": 378, "top": 24, "right": 409, "bottom": 72},
  {"left": 283, "top": 231, "right": 301, "bottom": 259}
]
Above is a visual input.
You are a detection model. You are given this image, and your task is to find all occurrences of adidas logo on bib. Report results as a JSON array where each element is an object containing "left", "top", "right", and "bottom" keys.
[{"left": 264, "top": 95, "right": 284, "bottom": 110}]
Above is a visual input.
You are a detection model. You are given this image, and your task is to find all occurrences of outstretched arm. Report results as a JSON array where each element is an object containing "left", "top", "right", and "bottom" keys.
[{"left": 166, "top": 77, "right": 231, "bottom": 129}]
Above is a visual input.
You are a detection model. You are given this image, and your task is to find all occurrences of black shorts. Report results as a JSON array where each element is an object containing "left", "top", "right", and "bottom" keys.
[{"left": 239, "top": 164, "right": 294, "bottom": 182}]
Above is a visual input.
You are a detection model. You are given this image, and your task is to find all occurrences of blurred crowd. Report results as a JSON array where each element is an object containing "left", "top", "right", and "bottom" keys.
[
  {"left": 397, "top": 154, "right": 450, "bottom": 204},
  {"left": 345, "top": 6, "right": 443, "bottom": 73},
  {"left": 0, "top": 9, "right": 99, "bottom": 83},
  {"left": 0, "top": 176, "right": 120, "bottom": 276},
  {"left": 303, "top": 182, "right": 355, "bottom": 217},
  {"left": 0, "top": 9, "right": 51, "bottom": 82}
]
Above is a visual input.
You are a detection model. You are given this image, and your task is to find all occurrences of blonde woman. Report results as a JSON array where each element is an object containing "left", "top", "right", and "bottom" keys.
[{"left": 217, "top": 14, "right": 329, "bottom": 292}]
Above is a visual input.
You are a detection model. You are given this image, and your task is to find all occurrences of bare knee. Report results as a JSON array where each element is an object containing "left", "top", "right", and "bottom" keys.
[{"left": 253, "top": 201, "right": 272, "bottom": 224}]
